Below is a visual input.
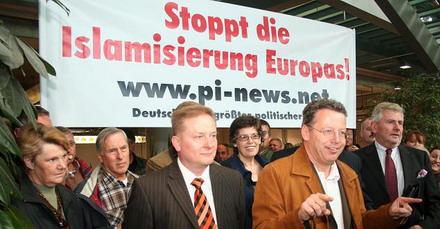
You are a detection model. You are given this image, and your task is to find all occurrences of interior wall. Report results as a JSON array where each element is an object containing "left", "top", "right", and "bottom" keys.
[
  {"left": 76, "top": 143, "right": 147, "bottom": 169},
  {"left": 75, "top": 127, "right": 304, "bottom": 169}
]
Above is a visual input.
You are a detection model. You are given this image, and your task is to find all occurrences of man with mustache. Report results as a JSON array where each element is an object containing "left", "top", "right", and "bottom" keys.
[
  {"left": 359, "top": 117, "right": 375, "bottom": 148},
  {"left": 357, "top": 102, "right": 440, "bottom": 228}
]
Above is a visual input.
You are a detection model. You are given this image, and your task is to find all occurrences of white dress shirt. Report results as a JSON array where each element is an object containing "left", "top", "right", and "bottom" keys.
[
  {"left": 177, "top": 158, "right": 218, "bottom": 225},
  {"left": 315, "top": 163, "right": 344, "bottom": 229},
  {"left": 375, "top": 142, "right": 404, "bottom": 197}
]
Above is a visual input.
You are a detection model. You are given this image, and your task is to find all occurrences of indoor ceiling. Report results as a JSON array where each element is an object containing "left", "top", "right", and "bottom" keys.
[{"left": 1, "top": 0, "right": 440, "bottom": 117}]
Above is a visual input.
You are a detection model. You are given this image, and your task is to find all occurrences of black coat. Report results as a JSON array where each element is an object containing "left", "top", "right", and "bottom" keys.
[
  {"left": 12, "top": 175, "right": 85, "bottom": 229},
  {"left": 74, "top": 166, "right": 112, "bottom": 229},
  {"left": 357, "top": 143, "right": 440, "bottom": 228}
]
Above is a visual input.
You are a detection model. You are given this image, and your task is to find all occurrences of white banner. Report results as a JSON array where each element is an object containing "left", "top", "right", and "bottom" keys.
[{"left": 39, "top": 0, "right": 356, "bottom": 128}]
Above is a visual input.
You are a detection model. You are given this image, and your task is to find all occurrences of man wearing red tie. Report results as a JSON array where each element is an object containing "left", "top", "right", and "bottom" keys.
[
  {"left": 356, "top": 102, "right": 440, "bottom": 229},
  {"left": 123, "top": 102, "right": 245, "bottom": 229}
]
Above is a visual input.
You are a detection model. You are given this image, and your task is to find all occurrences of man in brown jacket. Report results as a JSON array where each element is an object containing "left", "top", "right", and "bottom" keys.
[{"left": 252, "top": 99, "right": 421, "bottom": 229}]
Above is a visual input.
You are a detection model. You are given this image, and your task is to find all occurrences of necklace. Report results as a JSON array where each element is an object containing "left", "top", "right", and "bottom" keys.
[{"left": 35, "top": 186, "right": 68, "bottom": 229}]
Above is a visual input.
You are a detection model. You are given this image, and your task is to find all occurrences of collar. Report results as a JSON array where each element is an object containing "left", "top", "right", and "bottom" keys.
[
  {"left": 225, "top": 154, "right": 268, "bottom": 176},
  {"left": 177, "top": 157, "right": 211, "bottom": 186},
  {"left": 314, "top": 162, "right": 340, "bottom": 181},
  {"left": 375, "top": 141, "right": 398, "bottom": 158}
]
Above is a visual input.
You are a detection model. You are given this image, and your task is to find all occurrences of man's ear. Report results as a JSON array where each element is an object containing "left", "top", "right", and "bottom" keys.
[
  {"left": 23, "top": 156, "right": 35, "bottom": 170},
  {"left": 171, "top": 136, "right": 181, "bottom": 152},
  {"left": 371, "top": 121, "right": 378, "bottom": 134},
  {"left": 301, "top": 125, "right": 310, "bottom": 141},
  {"left": 97, "top": 153, "right": 104, "bottom": 163}
]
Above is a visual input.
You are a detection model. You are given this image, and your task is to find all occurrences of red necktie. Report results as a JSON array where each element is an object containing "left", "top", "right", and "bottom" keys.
[
  {"left": 385, "top": 148, "right": 398, "bottom": 201},
  {"left": 191, "top": 178, "right": 217, "bottom": 229}
]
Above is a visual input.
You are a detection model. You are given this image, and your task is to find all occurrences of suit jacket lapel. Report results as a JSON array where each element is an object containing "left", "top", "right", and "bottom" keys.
[
  {"left": 210, "top": 165, "right": 224, "bottom": 228},
  {"left": 338, "top": 161, "right": 357, "bottom": 228},
  {"left": 168, "top": 161, "right": 199, "bottom": 228},
  {"left": 363, "top": 144, "right": 389, "bottom": 194},
  {"left": 399, "top": 145, "right": 415, "bottom": 188},
  {"left": 291, "top": 146, "right": 324, "bottom": 194}
]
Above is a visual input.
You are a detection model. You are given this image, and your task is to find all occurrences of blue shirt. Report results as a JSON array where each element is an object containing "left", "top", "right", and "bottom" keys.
[{"left": 221, "top": 154, "right": 268, "bottom": 229}]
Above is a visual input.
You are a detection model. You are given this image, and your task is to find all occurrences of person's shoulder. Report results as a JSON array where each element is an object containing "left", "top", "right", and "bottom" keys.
[
  {"left": 57, "top": 185, "right": 83, "bottom": 205},
  {"left": 339, "top": 150, "right": 360, "bottom": 161},
  {"left": 400, "top": 145, "right": 425, "bottom": 153},
  {"left": 220, "top": 155, "right": 239, "bottom": 168},
  {"left": 271, "top": 146, "right": 298, "bottom": 162},
  {"left": 211, "top": 163, "right": 242, "bottom": 179},
  {"left": 354, "top": 143, "right": 375, "bottom": 157},
  {"left": 399, "top": 145, "right": 429, "bottom": 160},
  {"left": 337, "top": 160, "right": 358, "bottom": 178},
  {"left": 138, "top": 163, "right": 173, "bottom": 183}
]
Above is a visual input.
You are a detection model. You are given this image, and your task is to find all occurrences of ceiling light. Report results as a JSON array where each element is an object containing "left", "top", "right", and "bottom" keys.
[
  {"left": 421, "top": 16, "right": 433, "bottom": 23},
  {"left": 400, "top": 62, "right": 411, "bottom": 69},
  {"left": 73, "top": 135, "right": 146, "bottom": 144}
]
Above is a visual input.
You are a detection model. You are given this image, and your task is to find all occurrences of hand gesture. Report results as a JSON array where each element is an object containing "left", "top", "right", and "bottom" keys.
[
  {"left": 389, "top": 197, "right": 422, "bottom": 220},
  {"left": 298, "top": 193, "right": 333, "bottom": 222}
]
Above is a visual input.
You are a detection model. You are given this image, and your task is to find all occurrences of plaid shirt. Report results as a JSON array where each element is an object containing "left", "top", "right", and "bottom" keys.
[
  {"left": 98, "top": 168, "right": 135, "bottom": 227},
  {"left": 75, "top": 157, "right": 93, "bottom": 178}
]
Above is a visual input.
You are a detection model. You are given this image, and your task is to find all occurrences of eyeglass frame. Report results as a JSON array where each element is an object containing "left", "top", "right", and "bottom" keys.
[
  {"left": 306, "top": 125, "right": 347, "bottom": 139},
  {"left": 235, "top": 133, "right": 261, "bottom": 142}
]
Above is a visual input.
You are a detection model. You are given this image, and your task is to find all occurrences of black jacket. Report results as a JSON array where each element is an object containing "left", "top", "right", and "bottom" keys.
[
  {"left": 12, "top": 175, "right": 85, "bottom": 229},
  {"left": 357, "top": 143, "right": 440, "bottom": 228},
  {"left": 74, "top": 165, "right": 112, "bottom": 229}
]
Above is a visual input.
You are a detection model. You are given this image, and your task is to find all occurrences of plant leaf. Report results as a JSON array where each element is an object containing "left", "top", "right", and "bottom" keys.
[
  {"left": 0, "top": 70, "right": 22, "bottom": 127},
  {"left": 49, "top": 0, "right": 70, "bottom": 16},
  {"left": 0, "top": 156, "right": 21, "bottom": 206},
  {"left": 0, "top": 118, "right": 21, "bottom": 158},
  {"left": 31, "top": 50, "right": 56, "bottom": 76},
  {"left": 15, "top": 38, "right": 50, "bottom": 78},
  {"left": 0, "top": 206, "right": 35, "bottom": 229},
  {"left": 0, "top": 23, "right": 24, "bottom": 69},
  {"left": 0, "top": 68, "right": 22, "bottom": 117},
  {"left": 0, "top": 68, "right": 37, "bottom": 129}
]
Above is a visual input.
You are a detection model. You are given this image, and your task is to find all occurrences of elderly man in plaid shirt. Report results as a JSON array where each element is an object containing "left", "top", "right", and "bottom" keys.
[{"left": 76, "top": 127, "right": 137, "bottom": 229}]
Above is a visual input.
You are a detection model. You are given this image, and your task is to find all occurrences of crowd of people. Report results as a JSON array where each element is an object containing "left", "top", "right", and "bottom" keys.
[{"left": 8, "top": 100, "right": 440, "bottom": 229}]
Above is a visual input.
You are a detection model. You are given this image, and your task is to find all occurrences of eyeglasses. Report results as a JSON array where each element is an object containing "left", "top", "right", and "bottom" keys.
[
  {"left": 307, "top": 125, "right": 347, "bottom": 139},
  {"left": 261, "top": 131, "right": 268, "bottom": 137},
  {"left": 236, "top": 133, "right": 261, "bottom": 142}
]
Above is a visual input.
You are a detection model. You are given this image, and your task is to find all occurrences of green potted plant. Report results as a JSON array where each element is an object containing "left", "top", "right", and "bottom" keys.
[
  {"left": 368, "top": 72, "right": 440, "bottom": 149},
  {"left": 0, "top": 19, "right": 55, "bottom": 228}
]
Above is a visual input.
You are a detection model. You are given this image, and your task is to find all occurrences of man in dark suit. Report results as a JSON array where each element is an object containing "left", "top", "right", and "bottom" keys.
[
  {"left": 357, "top": 102, "right": 440, "bottom": 228},
  {"left": 123, "top": 102, "right": 245, "bottom": 229}
]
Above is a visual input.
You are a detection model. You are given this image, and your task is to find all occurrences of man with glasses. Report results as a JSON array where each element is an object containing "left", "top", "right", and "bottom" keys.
[{"left": 253, "top": 99, "right": 421, "bottom": 229}]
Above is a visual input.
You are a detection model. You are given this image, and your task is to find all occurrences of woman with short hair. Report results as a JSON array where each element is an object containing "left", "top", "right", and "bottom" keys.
[
  {"left": 13, "top": 123, "right": 85, "bottom": 229},
  {"left": 221, "top": 115, "right": 268, "bottom": 229}
]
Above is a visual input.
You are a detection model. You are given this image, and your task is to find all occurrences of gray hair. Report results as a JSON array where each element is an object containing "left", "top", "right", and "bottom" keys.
[
  {"left": 360, "top": 117, "right": 372, "bottom": 131},
  {"left": 371, "top": 102, "right": 404, "bottom": 122},
  {"left": 270, "top": 138, "right": 282, "bottom": 144},
  {"left": 96, "top": 127, "right": 127, "bottom": 154},
  {"left": 302, "top": 99, "right": 347, "bottom": 126}
]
